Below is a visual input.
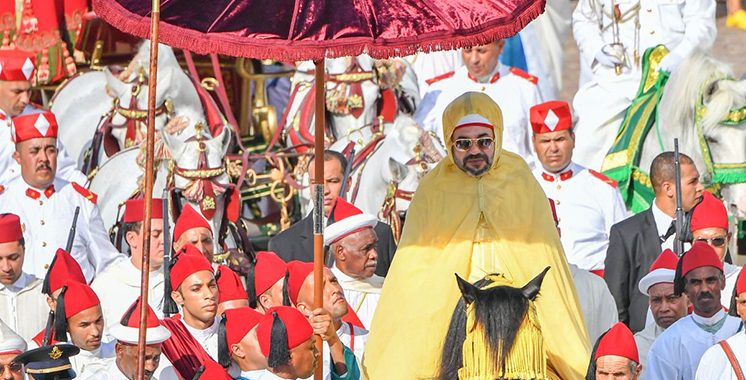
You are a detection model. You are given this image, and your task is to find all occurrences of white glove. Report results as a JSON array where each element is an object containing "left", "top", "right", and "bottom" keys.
[
  {"left": 594, "top": 44, "right": 625, "bottom": 68},
  {"left": 658, "top": 52, "right": 683, "bottom": 74}
]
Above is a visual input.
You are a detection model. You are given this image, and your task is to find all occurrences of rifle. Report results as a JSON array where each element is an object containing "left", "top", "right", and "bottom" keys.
[
  {"left": 162, "top": 189, "right": 177, "bottom": 316},
  {"left": 43, "top": 206, "right": 80, "bottom": 346},
  {"left": 339, "top": 148, "right": 355, "bottom": 201},
  {"left": 673, "top": 139, "right": 686, "bottom": 256}
]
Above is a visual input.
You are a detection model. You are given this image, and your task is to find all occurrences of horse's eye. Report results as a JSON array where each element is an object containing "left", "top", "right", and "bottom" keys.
[{"left": 705, "top": 135, "right": 719, "bottom": 144}]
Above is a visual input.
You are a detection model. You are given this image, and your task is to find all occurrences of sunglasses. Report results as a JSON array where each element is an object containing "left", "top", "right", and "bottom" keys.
[
  {"left": 453, "top": 137, "right": 494, "bottom": 151},
  {"left": 1, "top": 362, "right": 22, "bottom": 373},
  {"left": 695, "top": 237, "right": 727, "bottom": 247}
]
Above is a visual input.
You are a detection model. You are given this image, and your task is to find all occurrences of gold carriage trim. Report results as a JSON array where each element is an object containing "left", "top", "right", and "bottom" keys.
[
  {"left": 175, "top": 167, "right": 226, "bottom": 179},
  {"left": 327, "top": 71, "right": 376, "bottom": 83}
]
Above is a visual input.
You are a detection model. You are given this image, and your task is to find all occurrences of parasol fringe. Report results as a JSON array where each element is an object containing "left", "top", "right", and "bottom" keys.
[{"left": 92, "top": 0, "right": 545, "bottom": 61}]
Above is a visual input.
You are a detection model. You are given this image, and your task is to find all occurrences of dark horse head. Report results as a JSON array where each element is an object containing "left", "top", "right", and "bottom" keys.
[{"left": 437, "top": 267, "right": 550, "bottom": 380}]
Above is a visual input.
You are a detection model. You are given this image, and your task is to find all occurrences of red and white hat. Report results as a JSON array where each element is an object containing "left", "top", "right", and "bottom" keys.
[
  {"left": 324, "top": 197, "right": 377, "bottom": 246},
  {"left": 257, "top": 306, "right": 314, "bottom": 364},
  {"left": 217, "top": 265, "right": 248, "bottom": 303},
  {"left": 453, "top": 114, "right": 494, "bottom": 131},
  {"left": 174, "top": 204, "right": 212, "bottom": 242},
  {"left": 109, "top": 297, "right": 171, "bottom": 345},
  {"left": 248, "top": 251, "right": 287, "bottom": 308},
  {"left": 11, "top": 111, "right": 58, "bottom": 143},
  {"left": 0, "top": 50, "right": 36, "bottom": 82},
  {"left": 593, "top": 322, "right": 639, "bottom": 364},
  {"left": 0, "top": 318, "right": 26, "bottom": 356},
  {"left": 530, "top": 101, "right": 572, "bottom": 135},
  {"left": 690, "top": 191, "right": 728, "bottom": 232},
  {"left": 123, "top": 198, "right": 164, "bottom": 223},
  {"left": 638, "top": 249, "right": 679, "bottom": 296},
  {"left": 42, "top": 248, "right": 87, "bottom": 296},
  {"left": 0, "top": 213, "right": 23, "bottom": 244}
]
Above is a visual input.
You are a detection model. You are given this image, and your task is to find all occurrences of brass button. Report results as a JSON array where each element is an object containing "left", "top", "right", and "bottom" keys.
[
  {"left": 40, "top": 220, "right": 45, "bottom": 225},
  {"left": 556, "top": 185, "right": 561, "bottom": 190},
  {"left": 647, "top": 8, "right": 652, "bottom": 12},
  {"left": 650, "top": 30, "right": 655, "bottom": 35},
  {"left": 41, "top": 242, "right": 47, "bottom": 247},
  {"left": 44, "top": 264, "right": 49, "bottom": 270},
  {"left": 38, "top": 200, "right": 43, "bottom": 205},
  {"left": 555, "top": 200, "right": 561, "bottom": 205}
]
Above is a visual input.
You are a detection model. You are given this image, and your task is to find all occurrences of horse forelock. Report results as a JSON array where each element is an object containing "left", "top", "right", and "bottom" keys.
[{"left": 701, "top": 78, "right": 746, "bottom": 134}]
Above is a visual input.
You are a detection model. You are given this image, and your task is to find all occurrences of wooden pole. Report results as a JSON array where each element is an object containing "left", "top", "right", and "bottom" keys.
[
  {"left": 312, "top": 59, "right": 325, "bottom": 380},
  {"left": 137, "top": 0, "right": 160, "bottom": 379}
]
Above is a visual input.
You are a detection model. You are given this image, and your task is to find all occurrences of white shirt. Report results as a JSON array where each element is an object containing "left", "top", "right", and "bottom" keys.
[
  {"left": 0, "top": 176, "right": 124, "bottom": 281},
  {"left": 331, "top": 266, "right": 382, "bottom": 331},
  {"left": 696, "top": 331, "right": 746, "bottom": 380},
  {"left": 418, "top": 64, "right": 543, "bottom": 167},
  {"left": 647, "top": 310, "right": 742, "bottom": 380},
  {"left": 70, "top": 341, "right": 116, "bottom": 378},
  {"left": 0, "top": 272, "right": 47, "bottom": 344},
  {"left": 91, "top": 258, "right": 165, "bottom": 341},
  {"left": 651, "top": 200, "right": 676, "bottom": 252},
  {"left": 634, "top": 320, "right": 666, "bottom": 379},
  {"left": 240, "top": 369, "right": 284, "bottom": 379},
  {"left": 337, "top": 319, "right": 368, "bottom": 366},
  {"left": 182, "top": 315, "right": 220, "bottom": 360},
  {"left": 405, "top": 50, "right": 463, "bottom": 98},
  {"left": 534, "top": 162, "right": 629, "bottom": 270},
  {"left": 0, "top": 107, "right": 87, "bottom": 185},
  {"left": 570, "top": 264, "right": 618, "bottom": 345}
]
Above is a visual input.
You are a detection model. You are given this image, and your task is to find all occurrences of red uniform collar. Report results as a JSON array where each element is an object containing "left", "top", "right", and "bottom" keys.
[
  {"left": 467, "top": 71, "right": 500, "bottom": 84},
  {"left": 541, "top": 169, "right": 573, "bottom": 182},
  {"left": 26, "top": 185, "right": 55, "bottom": 199}
]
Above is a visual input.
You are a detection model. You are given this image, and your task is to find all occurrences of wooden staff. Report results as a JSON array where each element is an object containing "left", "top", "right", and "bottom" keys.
[
  {"left": 312, "top": 59, "right": 325, "bottom": 380},
  {"left": 137, "top": 0, "right": 160, "bottom": 378}
]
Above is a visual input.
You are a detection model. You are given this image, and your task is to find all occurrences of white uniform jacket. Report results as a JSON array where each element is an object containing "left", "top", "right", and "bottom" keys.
[
  {"left": 0, "top": 272, "right": 48, "bottom": 344},
  {"left": 696, "top": 332, "right": 746, "bottom": 380}
]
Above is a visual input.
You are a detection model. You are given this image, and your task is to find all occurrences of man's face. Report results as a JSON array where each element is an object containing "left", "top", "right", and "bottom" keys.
[
  {"left": 234, "top": 328, "right": 267, "bottom": 368},
  {"left": 335, "top": 228, "right": 378, "bottom": 279},
  {"left": 127, "top": 219, "right": 165, "bottom": 270},
  {"left": 298, "top": 268, "right": 348, "bottom": 320},
  {"left": 684, "top": 266, "right": 725, "bottom": 317},
  {"left": 461, "top": 42, "right": 504, "bottom": 79},
  {"left": 13, "top": 137, "right": 57, "bottom": 189},
  {"left": 595, "top": 355, "right": 640, "bottom": 380},
  {"left": 735, "top": 294, "right": 746, "bottom": 323},
  {"left": 257, "top": 278, "right": 285, "bottom": 314},
  {"left": 68, "top": 305, "right": 104, "bottom": 351},
  {"left": 287, "top": 337, "right": 319, "bottom": 379},
  {"left": 647, "top": 282, "right": 688, "bottom": 329},
  {"left": 532, "top": 130, "right": 575, "bottom": 173},
  {"left": 308, "top": 158, "right": 346, "bottom": 216},
  {"left": 116, "top": 343, "right": 161, "bottom": 380},
  {"left": 451, "top": 125, "right": 495, "bottom": 177},
  {"left": 0, "top": 241, "right": 24, "bottom": 286},
  {"left": 173, "top": 270, "right": 218, "bottom": 325},
  {"left": 0, "top": 80, "right": 31, "bottom": 116},
  {"left": 692, "top": 228, "right": 730, "bottom": 262},
  {"left": 175, "top": 227, "right": 214, "bottom": 262},
  {"left": 0, "top": 353, "right": 23, "bottom": 380},
  {"left": 663, "top": 163, "right": 703, "bottom": 211}
]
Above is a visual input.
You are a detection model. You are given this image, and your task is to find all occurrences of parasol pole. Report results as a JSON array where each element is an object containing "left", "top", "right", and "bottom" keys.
[
  {"left": 312, "top": 59, "right": 325, "bottom": 380},
  {"left": 137, "top": 0, "right": 160, "bottom": 378}
]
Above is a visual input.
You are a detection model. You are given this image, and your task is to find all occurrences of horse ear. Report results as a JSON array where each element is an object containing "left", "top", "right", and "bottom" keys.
[
  {"left": 388, "top": 157, "right": 408, "bottom": 183},
  {"left": 216, "top": 124, "right": 232, "bottom": 155},
  {"left": 703, "top": 80, "right": 720, "bottom": 104},
  {"left": 521, "top": 266, "right": 550, "bottom": 301},
  {"left": 455, "top": 273, "right": 479, "bottom": 305},
  {"left": 103, "top": 67, "right": 127, "bottom": 97},
  {"left": 155, "top": 68, "right": 174, "bottom": 103}
]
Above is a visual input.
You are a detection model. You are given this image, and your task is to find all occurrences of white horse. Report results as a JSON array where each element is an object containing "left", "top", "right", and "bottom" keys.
[
  {"left": 51, "top": 41, "right": 203, "bottom": 170},
  {"left": 647, "top": 51, "right": 746, "bottom": 219}
]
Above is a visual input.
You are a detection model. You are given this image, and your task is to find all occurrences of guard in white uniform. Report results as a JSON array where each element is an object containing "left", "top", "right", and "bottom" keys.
[
  {"left": 0, "top": 50, "right": 86, "bottom": 185},
  {"left": 571, "top": 0, "right": 717, "bottom": 169},
  {"left": 91, "top": 198, "right": 166, "bottom": 341},
  {"left": 0, "top": 111, "right": 123, "bottom": 281},
  {"left": 530, "top": 101, "right": 628, "bottom": 273},
  {"left": 696, "top": 266, "right": 746, "bottom": 380},
  {"left": 417, "top": 42, "right": 542, "bottom": 167}
]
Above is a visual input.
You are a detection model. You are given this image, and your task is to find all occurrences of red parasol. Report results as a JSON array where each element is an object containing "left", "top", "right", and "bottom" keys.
[{"left": 90, "top": 0, "right": 546, "bottom": 378}]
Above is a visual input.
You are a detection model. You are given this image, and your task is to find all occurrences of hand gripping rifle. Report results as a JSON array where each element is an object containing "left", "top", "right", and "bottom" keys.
[
  {"left": 673, "top": 140, "right": 686, "bottom": 256},
  {"left": 42, "top": 207, "right": 80, "bottom": 346}
]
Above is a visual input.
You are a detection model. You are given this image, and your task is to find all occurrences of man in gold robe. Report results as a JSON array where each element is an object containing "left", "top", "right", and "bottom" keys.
[{"left": 362, "top": 92, "right": 590, "bottom": 379}]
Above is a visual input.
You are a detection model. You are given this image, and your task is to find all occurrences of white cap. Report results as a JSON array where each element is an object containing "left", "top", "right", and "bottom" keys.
[{"left": 0, "top": 318, "right": 26, "bottom": 355}]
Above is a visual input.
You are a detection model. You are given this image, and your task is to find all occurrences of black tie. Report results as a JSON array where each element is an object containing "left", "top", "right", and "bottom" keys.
[{"left": 660, "top": 221, "right": 676, "bottom": 243}]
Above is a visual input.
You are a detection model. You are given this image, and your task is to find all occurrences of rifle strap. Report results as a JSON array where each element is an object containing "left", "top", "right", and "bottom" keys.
[{"left": 719, "top": 340, "right": 745, "bottom": 380}]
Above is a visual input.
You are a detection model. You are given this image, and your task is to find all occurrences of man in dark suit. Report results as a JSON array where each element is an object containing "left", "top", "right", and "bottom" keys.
[
  {"left": 268, "top": 151, "right": 397, "bottom": 277},
  {"left": 605, "top": 152, "right": 704, "bottom": 332}
]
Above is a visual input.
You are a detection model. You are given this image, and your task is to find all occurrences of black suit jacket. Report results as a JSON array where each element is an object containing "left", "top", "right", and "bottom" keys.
[
  {"left": 604, "top": 208, "right": 662, "bottom": 333},
  {"left": 267, "top": 214, "right": 397, "bottom": 277}
]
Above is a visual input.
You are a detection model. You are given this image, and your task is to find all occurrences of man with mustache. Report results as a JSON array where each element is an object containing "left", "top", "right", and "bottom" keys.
[
  {"left": 0, "top": 50, "right": 85, "bottom": 185},
  {"left": 364, "top": 93, "right": 589, "bottom": 379},
  {"left": 0, "top": 111, "right": 123, "bottom": 282},
  {"left": 646, "top": 242, "right": 742, "bottom": 379},
  {"left": 530, "top": 100, "right": 628, "bottom": 277}
]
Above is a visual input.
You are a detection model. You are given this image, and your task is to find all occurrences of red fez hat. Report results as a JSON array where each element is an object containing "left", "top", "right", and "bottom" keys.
[
  {"left": 110, "top": 297, "right": 171, "bottom": 344},
  {"left": 530, "top": 101, "right": 572, "bottom": 135},
  {"left": 674, "top": 241, "right": 723, "bottom": 295},
  {"left": 324, "top": 197, "right": 377, "bottom": 246},
  {"left": 690, "top": 191, "right": 728, "bottom": 231},
  {"left": 594, "top": 322, "right": 639, "bottom": 363},
  {"left": 0, "top": 213, "right": 23, "bottom": 243},
  {"left": 11, "top": 111, "right": 58, "bottom": 143},
  {"left": 0, "top": 50, "right": 36, "bottom": 81},
  {"left": 737, "top": 267, "right": 746, "bottom": 296},
  {"left": 257, "top": 306, "right": 313, "bottom": 367},
  {"left": 638, "top": 249, "right": 679, "bottom": 295},
  {"left": 248, "top": 251, "right": 287, "bottom": 308},
  {"left": 43, "top": 249, "right": 86, "bottom": 296},
  {"left": 218, "top": 307, "right": 263, "bottom": 366},
  {"left": 169, "top": 245, "right": 214, "bottom": 290},
  {"left": 173, "top": 204, "right": 211, "bottom": 242},
  {"left": 217, "top": 265, "right": 248, "bottom": 303},
  {"left": 54, "top": 281, "right": 100, "bottom": 341},
  {"left": 286, "top": 261, "right": 314, "bottom": 305},
  {"left": 123, "top": 198, "right": 164, "bottom": 223}
]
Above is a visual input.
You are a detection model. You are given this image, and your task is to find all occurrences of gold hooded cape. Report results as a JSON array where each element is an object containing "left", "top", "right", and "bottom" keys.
[{"left": 361, "top": 92, "right": 590, "bottom": 379}]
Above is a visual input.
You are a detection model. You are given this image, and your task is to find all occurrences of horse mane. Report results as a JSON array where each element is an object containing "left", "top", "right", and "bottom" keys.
[{"left": 436, "top": 276, "right": 531, "bottom": 380}]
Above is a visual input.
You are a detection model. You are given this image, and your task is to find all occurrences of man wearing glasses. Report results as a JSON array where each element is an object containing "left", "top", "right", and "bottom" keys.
[
  {"left": 690, "top": 191, "right": 739, "bottom": 308},
  {"left": 0, "top": 318, "right": 25, "bottom": 380}
]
